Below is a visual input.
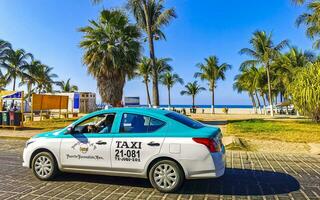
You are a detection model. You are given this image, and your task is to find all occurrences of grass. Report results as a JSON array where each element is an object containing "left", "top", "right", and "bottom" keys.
[
  {"left": 23, "top": 118, "right": 77, "bottom": 131},
  {"left": 0, "top": 136, "right": 29, "bottom": 140},
  {"left": 225, "top": 138, "right": 255, "bottom": 151},
  {"left": 225, "top": 119, "right": 320, "bottom": 143}
]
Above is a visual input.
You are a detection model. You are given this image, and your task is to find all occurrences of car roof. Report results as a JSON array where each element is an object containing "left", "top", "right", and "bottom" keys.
[{"left": 102, "top": 107, "right": 171, "bottom": 116}]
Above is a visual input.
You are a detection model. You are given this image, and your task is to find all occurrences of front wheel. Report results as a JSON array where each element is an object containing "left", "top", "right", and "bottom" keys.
[
  {"left": 149, "top": 160, "right": 184, "bottom": 193},
  {"left": 31, "top": 152, "right": 58, "bottom": 180}
]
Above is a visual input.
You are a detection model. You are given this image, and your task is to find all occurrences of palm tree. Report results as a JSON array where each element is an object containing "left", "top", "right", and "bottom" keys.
[
  {"left": 57, "top": 79, "right": 78, "bottom": 92},
  {"left": 128, "top": 0, "right": 177, "bottom": 106},
  {"left": 295, "top": 1, "right": 320, "bottom": 49},
  {"left": 160, "top": 72, "right": 184, "bottom": 107},
  {"left": 292, "top": 0, "right": 306, "bottom": 5},
  {"left": 256, "top": 67, "right": 268, "bottom": 114},
  {"left": 180, "top": 81, "right": 206, "bottom": 108},
  {"left": 289, "top": 61, "right": 320, "bottom": 122},
  {"left": 1, "top": 48, "right": 33, "bottom": 91},
  {"left": 136, "top": 57, "right": 172, "bottom": 107},
  {"left": 136, "top": 57, "right": 152, "bottom": 106},
  {"left": 239, "top": 30, "right": 289, "bottom": 116},
  {"left": 194, "top": 56, "right": 231, "bottom": 114},
  {"left": 0, "top": 40, "right": 11, "bottom": 61},
  {"left": 234, "top": 66, "right": 259, "bottom": 113},
  {"left": 79, "top": 9, "right": 141, "bottom": 107},
  {"left": 272, "top": 47, "right": 314, "bottom": 102},
  {"left": 155, "top": 57, "right": 173, "bottom": 74},
  {"left": 0, "top": 40, "right": 11, "bottom": 90},
  {"left": 236, "top": 64, "right": 268, "bottom": 114},
  {"left": 19, "top": 60, "right": 43, "bottom": 101},
  {"left": 0, "top": 70, "right": 7, "bottom": 90},
  {"left": 35, "top": 64, "right": 58, "bottom": 93}
]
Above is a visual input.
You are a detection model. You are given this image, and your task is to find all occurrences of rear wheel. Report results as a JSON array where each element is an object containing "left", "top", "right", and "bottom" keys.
[
  {"left": 149, "top": 160, "right": 184, "bottom": 193},
  {"left": 31, "top": 152, "right": 58, "bottom": 180}
]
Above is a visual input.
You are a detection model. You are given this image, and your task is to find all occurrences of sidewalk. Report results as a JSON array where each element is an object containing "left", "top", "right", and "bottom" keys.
[{"left": 0, "top": 129, "right": 43, "bottom": 139}]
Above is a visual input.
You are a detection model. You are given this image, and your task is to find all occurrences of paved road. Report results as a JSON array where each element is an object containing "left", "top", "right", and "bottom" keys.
[{"left": 0, "top": 139, "right": 319, "bottom": 200}]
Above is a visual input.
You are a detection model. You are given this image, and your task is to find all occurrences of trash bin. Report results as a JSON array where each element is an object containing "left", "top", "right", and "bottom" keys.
[
  {"left": 9, "top": 112, "right": 22, "bottom": 126},
  {"left": 2, "top": 112, "right": 9, "bottom": 126},
  {"left": 9, "top": 111, "right": 14, "bottom": 126}
]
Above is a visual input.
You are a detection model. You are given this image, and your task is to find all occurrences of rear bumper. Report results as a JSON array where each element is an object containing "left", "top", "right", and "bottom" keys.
[
  {"left": 186, "top": 145, "right": 226, "bottom": 179},
  {"left": 187, "top": 165, "right": 225, "bottom": 179}
]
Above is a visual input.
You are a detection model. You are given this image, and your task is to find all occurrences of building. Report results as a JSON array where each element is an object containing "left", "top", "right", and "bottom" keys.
[{"left": 45, "top": 92, "right": 96, "bottom": 113}]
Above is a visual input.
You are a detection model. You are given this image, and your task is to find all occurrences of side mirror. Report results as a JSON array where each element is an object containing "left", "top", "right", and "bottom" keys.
[{"left": 66, "top": 126, "right": 74, "bottom": 134}]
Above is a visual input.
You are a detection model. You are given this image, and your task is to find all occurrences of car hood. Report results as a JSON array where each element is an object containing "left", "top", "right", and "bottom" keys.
[{"left": 32, "top": 129, "right": 64, "bottom": 139}]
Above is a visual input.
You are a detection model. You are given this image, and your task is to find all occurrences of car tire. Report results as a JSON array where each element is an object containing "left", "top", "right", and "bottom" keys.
[
  {"left": 31, "top": 151, "right": 58, "bottom": 181},
  {"left": 149, "top": 160, "right": 184, "bottom": 193}
]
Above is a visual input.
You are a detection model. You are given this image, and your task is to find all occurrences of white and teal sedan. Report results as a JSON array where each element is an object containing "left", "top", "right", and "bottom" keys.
[{"left": 23, "top": 108, "right": 225, "bottom": 193}]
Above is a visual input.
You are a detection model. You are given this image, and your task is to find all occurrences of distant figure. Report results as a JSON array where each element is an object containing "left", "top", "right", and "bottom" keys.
[
  {"left": 182, "top": 108, "right": 186, "bottom": 115},
  {"left": 99, "top": 115, "right": 115, "bottom": 133},
  {"left": 2, "top": 102, "right": 7, "bottom": 111},
  {"left": 9, "top": 102, "right": 14, "bottom": 111}
]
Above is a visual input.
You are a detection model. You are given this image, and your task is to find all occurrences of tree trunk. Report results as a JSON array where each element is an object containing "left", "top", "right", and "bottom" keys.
[
  {"left": 211, "top": 87, "right": 215, "bottom": 114},
  {"left": 168, "top": 86, "right": 171, "bottom": 108},
  {"left": 249, "top": 92, "right": 257, "bottom": 114},
  {"left": 98, "top": 70, "right": 125, "bottom": 107},
  {"left": 13, "top": 76, "right": 16, "bottom": 91},
  {"left": 192, "top": 95, "right": 195, "bottom": 108},
  {"left": 255, "top": 91, "right": 261, "bottom": 114},
  {"left": 144, "top": 79, "right": 151, "bottom": 107},
  {"left": 266, "top": 64, "right": 274, "bottom": 116},
  {"left": 260, "top": 92, "right": 267, "bottom": 115},
  {"left": 142, "top": 1, "right": 159, "bottom": 107},
  {"left": 149, "top": 35, "right": 159, "bottom": 107},
  {"left": 28, "top": 82, "right": 32, "bottom": 103}
]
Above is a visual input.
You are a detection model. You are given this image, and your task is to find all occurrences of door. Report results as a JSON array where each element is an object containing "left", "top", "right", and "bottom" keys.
[
  {"left": 60, "top": 113, "right": 115, "bottom": 170},
  {"left": 111, "top": 113, "right": 166, "bottom": 172}
]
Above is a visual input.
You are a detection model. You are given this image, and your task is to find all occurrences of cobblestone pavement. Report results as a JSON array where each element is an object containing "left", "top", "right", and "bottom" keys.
[{"left": 0, "top": 139, "right": 319, "bottom": 200}]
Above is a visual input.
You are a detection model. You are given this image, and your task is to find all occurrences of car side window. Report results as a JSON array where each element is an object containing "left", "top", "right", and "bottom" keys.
[
  {"left": 73, "top": 113, "right": 115, "bottom": 134},
  {"left": 120, "top": 113, "right": 165, "bottom": 133},
  {"left": 148, "top": 117, "right": 165, "bottom": 132}
]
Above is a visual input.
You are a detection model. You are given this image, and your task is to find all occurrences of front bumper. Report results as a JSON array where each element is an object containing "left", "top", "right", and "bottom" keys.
[{"left": 22, "top": 148, "right": 30, "bottom": 168}]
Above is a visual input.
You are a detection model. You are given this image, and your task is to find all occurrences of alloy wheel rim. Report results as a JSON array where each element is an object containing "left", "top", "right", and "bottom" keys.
[
  {"left": 35, "top": 156, "right": 52, "bottom": 178},
  {"left": 154, "top": 164, "right": 177, "bottom": 189}
]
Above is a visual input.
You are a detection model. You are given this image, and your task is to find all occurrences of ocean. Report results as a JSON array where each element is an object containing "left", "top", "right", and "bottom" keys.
[{"left": 155, "top": 105, "right": 253, "bottom": 109}]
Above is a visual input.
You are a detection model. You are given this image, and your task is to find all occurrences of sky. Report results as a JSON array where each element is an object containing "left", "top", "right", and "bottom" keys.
[{"left": 0, "top": 0, "right": 314, "bottom": 105}]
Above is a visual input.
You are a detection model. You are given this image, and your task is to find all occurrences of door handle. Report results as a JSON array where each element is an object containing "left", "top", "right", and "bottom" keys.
[
  {"left": 96, "top": 141, "right": 107, "bottom": 145},
  {"left": 147, "top": 141, "right": 160, "bottom": 147}
]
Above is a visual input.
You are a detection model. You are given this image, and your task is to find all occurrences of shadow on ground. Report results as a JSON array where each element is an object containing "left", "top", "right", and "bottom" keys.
[{"left": 53, "top": 168, "right": 300, "bottom": 196}]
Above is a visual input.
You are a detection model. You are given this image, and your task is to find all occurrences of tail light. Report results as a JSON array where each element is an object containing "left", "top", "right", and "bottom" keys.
[{"left": 192, "top": 138, "right": 220, "bottom": 153}]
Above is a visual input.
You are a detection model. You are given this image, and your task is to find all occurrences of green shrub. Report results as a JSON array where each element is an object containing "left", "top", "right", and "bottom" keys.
[{"left": 289, "top": 62, "right": 320, "bottom": 122}]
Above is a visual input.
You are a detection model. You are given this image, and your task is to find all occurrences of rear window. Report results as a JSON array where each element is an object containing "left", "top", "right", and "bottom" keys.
[{"left": 165, "top": 112, "right": 204, "bottom": 129}]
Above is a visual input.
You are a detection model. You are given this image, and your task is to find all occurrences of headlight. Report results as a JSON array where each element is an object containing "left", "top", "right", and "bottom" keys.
[{"left": 25, "top": 140, "right": 35, "bottom": 148}]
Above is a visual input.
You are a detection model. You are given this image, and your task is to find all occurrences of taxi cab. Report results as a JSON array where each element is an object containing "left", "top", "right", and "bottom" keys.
[{"left": 23, "top": 108, "right": 225, "bottom": 193}]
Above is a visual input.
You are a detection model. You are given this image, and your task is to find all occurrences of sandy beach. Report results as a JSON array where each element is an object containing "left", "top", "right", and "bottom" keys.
[{"left": 169, "top": 107, "right": 256, "bottom": 115}]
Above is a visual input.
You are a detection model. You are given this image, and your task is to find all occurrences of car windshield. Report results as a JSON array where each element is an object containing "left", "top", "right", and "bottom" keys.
[{"left": 165, "top": 112, "right": 204, "bottom": 129}]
